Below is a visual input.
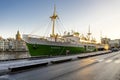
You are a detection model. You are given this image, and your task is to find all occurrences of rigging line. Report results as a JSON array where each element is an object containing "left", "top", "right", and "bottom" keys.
[
  {"left": 57, "top": 17, "right": 67, "bottom": 32},
  {"left": 56, "top": 12, "right": 67, "bottom": 31},
  {"left": 56, "top": 20, "right": 61, "bottom": 35},
  {"left": 55, "top": 10, "right": 68, "bottom": 34},
  {"left": 56, "top": 19, "right": 63, "bottom": 35},
  {"left": 47, "top": 21, "right": 52, "bottom": 37},
  {"left": 29, "top": 17, "right": 50, "bottom": 36},
  {"left": 38, "top": 18, "right": 50, "bottom": 37},
  {"left": 30, "top": 25, "right": 41, "bottom": 35},
  {"left": 58, "top": 19, "right": 65, "bottom": 35},
  {"left": 43, "top": 20, "right": 52, "bottom": 37},
  {"left": 35, "top": 17, "right": 48, "bottom": 36}
]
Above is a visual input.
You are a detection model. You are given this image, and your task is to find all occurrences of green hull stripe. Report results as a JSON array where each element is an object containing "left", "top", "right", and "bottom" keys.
[{"left": 26, "top": 43, "right": 96, "bottom": 56}]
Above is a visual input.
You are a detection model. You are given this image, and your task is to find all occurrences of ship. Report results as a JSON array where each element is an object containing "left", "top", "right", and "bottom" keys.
[{"left": 23, "top": 5, "right": 105, "bottom": 57}]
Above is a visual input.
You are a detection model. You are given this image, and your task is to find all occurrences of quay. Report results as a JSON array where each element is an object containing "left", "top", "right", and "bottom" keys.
[{"left": 0, "top": 50, "right": 111, "bottom": 76}]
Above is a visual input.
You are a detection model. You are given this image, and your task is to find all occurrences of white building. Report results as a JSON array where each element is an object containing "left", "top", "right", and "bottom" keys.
[
  {"left": 4, "top": 39, "right": 9, "bottom": 51},
  {"left": 109, "top": 39, "right": 120, "bottom": 48},
  {"left": 0, "top": 39, "right": 4, "bottom": 51},
  {"left": 0, "top": 31, "right": 28, "bottom": 51},
  {"left": 14, "top": 40, "right": 27, "bottom": 51}
]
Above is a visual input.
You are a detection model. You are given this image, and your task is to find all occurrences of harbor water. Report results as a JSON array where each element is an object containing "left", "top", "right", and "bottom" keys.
[{"left": 0, "top": 52, "right": 30, "bottom": 60}]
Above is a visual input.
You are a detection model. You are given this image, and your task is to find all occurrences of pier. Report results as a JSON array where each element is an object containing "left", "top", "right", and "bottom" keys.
[{"left": 0, "top": 51, "right": 111, "bottom": 76}]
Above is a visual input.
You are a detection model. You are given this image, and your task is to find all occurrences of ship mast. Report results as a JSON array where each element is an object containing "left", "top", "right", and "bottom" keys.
[
  {"left": 87, "top": 25, "right": 92, "bottom": 41},
  {"left": 50, "top": 4, "right": 58, "bottom": 37}
]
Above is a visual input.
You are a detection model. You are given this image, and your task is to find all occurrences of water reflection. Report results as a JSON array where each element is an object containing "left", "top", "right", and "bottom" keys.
[{"left": 0, "top": 52, "right": 30, "bottom": 60}]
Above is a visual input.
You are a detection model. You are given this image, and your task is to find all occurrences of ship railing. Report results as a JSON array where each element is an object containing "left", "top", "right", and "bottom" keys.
[{"left": 28, "top": 37, "right": 84, "bottom": 47}]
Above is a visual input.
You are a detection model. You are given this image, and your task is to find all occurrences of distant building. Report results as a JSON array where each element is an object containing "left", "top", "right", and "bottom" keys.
[
  {"left": 7, "top": 38, "right": 15, "bottom": 50},
  {"left": 101, "top": 37, "right": 111, "bottom": 44},
  {"left": 0, "top": 36, "right": 2, "bottom": 40},
  {"left": 4, "top": 39, "right": 9, "bottom": 51},
  {"left": 14, "top": 40, "right": 27, "bottom": 51},
  {"left": 0, "top": 31, "right": 27, "bottom": 51},
  {"left": 0, "top": 38, "right": 4, "bottom": 51},
  {"left": 109, "top": 39, "right": 120, "bottom": 48},
  {"left": 16, "top": 30, "right": 22, "bottom": 41},
  {"left": 101, "top": 37, "right": 120, "bottom": 49},
  {"left": 15, "top": 30, "right": 27, "bottom": 51}
]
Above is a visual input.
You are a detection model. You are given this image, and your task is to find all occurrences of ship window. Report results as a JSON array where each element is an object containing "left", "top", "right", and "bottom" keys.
[{"left": 33, "top": 44, "right": 38, "bottom": 49}]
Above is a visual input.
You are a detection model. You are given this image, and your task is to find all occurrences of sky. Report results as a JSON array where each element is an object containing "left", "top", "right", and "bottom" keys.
[{"left": 0, "top": 0, "right": 120, "bottom": 41}]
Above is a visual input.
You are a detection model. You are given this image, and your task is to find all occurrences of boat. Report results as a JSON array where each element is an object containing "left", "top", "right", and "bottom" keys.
[{"left": 23, "top": 5, "right": 105, "bottom": 56}]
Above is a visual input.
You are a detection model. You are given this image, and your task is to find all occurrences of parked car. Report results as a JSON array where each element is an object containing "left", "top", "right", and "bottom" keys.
[{"left": 111, "top": 48, "right": 119, "bottom": 52}]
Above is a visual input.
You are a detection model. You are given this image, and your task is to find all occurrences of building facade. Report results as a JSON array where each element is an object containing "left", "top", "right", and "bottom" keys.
[
  {"left": 0, "top": 39, "right": 4, "bottom": 51},
  {"left": 101, "top": 37, "right": 111, "bottom": 44},
  {"left": 109, "top": 39, "right": 120, "bottom": 48},
  {"left": 101, "top": 37, "right": 120, "bottom": 49},
  {"left": 0, "top": 31, "right": 28, "bottom": 51}
]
